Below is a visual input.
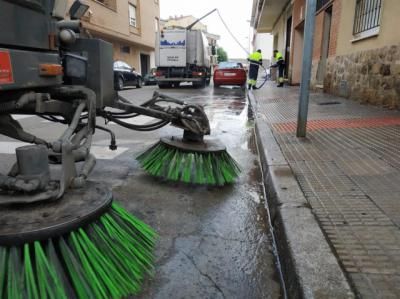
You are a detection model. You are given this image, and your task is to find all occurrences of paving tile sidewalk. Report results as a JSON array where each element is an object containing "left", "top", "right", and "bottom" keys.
[{"left": 252, "top": 82, "right": 400, "bottom": 298}]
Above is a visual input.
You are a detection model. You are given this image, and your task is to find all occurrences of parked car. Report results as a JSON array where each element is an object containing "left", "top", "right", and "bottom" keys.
[
  {"left": 143, "top": 68, "right": 157, "bottom": 86},
  {"left": 113, "top": 60, "right": 142, "bottom": 90},
  {"left": 213, "top": 61, "right": 247, "bottom": 88}
]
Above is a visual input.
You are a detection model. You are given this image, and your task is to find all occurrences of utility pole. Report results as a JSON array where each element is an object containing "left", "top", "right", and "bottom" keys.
[{"left": 296, "top": 0, "right": 317, "bottom": 137}]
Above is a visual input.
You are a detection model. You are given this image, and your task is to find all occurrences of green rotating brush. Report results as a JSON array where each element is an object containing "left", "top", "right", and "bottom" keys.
[
  {"left": 107, "top": 90, "right": 240, "bottom": 186},
  {"left": 0, "top": 182, "right": 156, "bottom": 299},
  {"left": 137, "top": 136, "right": 241, "bottom": 186}
]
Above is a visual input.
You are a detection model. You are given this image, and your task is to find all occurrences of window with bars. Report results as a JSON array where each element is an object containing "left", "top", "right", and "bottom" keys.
[
  {"left": 353, "top": 0, "right": 382, "bottom": 36},
  {"left": 316, "top": 0, "right": 331, "bottom": 11},
  {"left": 129, "top": 4, "right": 137, "bottom": 27}
]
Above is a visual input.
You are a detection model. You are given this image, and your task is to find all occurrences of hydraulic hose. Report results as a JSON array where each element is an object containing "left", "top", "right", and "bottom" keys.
[
  {"left": 58, "top": 102, "right": 86, "bottom": 142},
  {"left": 95, "top": 125, "right": 117, "bottom": 150},
  {"left": 106, "top": 112, "right": 140, "bottom": 118},
  {"left": 107, "top": 115, "right": 169, "bottom": 131}
]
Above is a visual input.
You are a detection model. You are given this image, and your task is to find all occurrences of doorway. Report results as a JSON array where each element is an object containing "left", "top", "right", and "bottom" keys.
[
  {"left": 272, "top": 35, "right": 279, "bottom": 81},
  {"left": 140, "top": 53, "right": 150, "bottom": 76},
  {"left": 285, "top": 16, "right": 292, "bottom": 79},
  {"left": 292, "top": 22, "right": 304, "bottom": 85},
  {"left": 316, "top": 6, "right": 332, "bottom": 86}
]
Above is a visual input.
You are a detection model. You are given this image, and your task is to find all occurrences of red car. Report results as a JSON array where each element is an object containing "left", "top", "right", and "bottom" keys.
[{"left": 213, "top": 62, "right": 247, "bottom": 88}]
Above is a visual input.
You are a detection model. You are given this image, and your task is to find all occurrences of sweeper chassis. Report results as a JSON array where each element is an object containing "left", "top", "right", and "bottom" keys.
[
  {"left": 0, "top": 88, "right": 214, "bottom": 205},
  {"left": 0, "top": 86, "right": 224, "bottom": 245},
  {"left": 0, "top": 1, "right": 230, "bottom": 296}
]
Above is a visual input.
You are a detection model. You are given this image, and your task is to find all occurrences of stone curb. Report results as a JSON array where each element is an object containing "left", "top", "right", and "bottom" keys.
[{"left": 248, "top": 91, "right": 355, "bottom": 299}]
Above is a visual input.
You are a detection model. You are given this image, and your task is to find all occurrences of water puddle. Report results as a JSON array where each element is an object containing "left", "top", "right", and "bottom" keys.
[
  {"left": 135, "top": 88, "right": 288, "bottom": 298},
  {"left": 205, "top": 90, "right": 288, "bottom": 298}
]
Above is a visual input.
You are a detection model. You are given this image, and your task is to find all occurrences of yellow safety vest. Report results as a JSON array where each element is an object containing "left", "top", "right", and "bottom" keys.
[
  {"left": 249, "top": 51, "right": 262, "bottom": 62},
  {"left": 275, "top": 51, "right": 284, "bottom": 61}
]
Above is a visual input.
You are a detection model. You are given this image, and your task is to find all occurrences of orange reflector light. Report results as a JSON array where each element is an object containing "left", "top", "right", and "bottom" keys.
[
  {"left": 39, "top": 64, "right": 63, "bottom": 76},
  {"left": 0, "top": 50, "right": 14, "bottom": 84}
]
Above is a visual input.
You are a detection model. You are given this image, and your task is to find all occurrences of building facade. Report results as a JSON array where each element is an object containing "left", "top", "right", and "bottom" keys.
[
  {"left": 67, "top": 0, "right": 160, "bottom": 75},
  {"left": 252, "top": 0, "right": 400, "bottom": 108},
  {"left": 324, "top": 0, "right": 400, "bottom": 109}
]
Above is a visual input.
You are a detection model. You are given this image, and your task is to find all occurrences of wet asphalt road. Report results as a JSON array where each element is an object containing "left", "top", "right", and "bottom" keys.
[{"left": 0, "top": 84, "right": 283, "bottom": 298}]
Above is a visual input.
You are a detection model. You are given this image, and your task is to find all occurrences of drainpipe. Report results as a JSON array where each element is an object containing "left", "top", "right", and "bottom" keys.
[{"left": 296, "top": 0, "right": 317, "bottom": 137}]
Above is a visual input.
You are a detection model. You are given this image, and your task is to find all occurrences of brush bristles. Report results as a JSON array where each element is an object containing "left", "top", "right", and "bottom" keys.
[
  {"left": 0, "top": 203, "right": 156, "bottom": 299},
  {"left": 137, "top": 142, "right": 241, "bottom": 186}
]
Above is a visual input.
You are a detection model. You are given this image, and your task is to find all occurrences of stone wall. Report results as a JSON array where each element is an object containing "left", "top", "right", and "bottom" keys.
[{"left": 324, "top": 44, "right": 400, "bottom": 109}]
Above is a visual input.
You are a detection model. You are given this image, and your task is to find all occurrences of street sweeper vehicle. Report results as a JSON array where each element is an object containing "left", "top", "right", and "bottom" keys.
[
  {"left": 0, "top": 1, "right": 239, "bottom": 298},
  {"left": 154, "top": 10, "right": 217, "bottom": 89}
]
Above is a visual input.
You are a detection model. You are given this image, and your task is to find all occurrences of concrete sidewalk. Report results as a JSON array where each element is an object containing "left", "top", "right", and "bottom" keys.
[{"left": 250, "top": 82, "right": 400, "bottom": 298}]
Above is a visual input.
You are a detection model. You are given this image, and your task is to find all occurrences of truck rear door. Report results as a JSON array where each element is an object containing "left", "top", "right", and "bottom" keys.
[{"left": 158, "top": 29, "right": 187, "bottom": 67}]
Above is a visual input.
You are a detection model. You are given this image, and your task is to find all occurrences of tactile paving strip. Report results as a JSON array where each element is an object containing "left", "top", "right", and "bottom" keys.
[
  {"left": 325, "top": 226, "right": 400, "bottom": 275},
  {"left": 291, "top": 161, "right": 393, "bottom": 227},
  {"left": 287, "top": 151, "right": 400, "bottom": 297},
  {"left": 350, "top": 273, "right": 400, "bottom": 299},
  {"left": 272, "top": 117, "right": 400, "bottom": 133},
  {"left": 329, "top": 126, "right": 400, "bottom": 170},
  {"left": 254, "top": 87, "right": 400, "bottom": 297},
  {"left": 275, "top": 128, "right": 400, "bottom": 225},
  {"left": 256, "top": 92, "right": 399, "bottom": 125}
]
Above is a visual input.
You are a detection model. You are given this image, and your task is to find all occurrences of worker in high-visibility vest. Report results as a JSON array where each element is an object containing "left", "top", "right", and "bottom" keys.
[
  {"left": 247, "top": 49, "right": 263, "bottom": 90},
  {"left": 271, "top": 50, "right": 285, "bottom": 87}
]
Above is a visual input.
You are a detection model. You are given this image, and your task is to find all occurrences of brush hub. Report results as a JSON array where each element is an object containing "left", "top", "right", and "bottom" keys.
[
  {"left": 0, "top": 181, "right": 112, "bottom": 246},
  {"left": 160, "top": 136, "right": 226, "bottom": 153}
]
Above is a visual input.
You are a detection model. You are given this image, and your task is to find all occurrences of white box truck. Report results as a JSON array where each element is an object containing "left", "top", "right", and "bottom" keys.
[{"left": 155, "top": 28, "right": 212, "bottom": 88}]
